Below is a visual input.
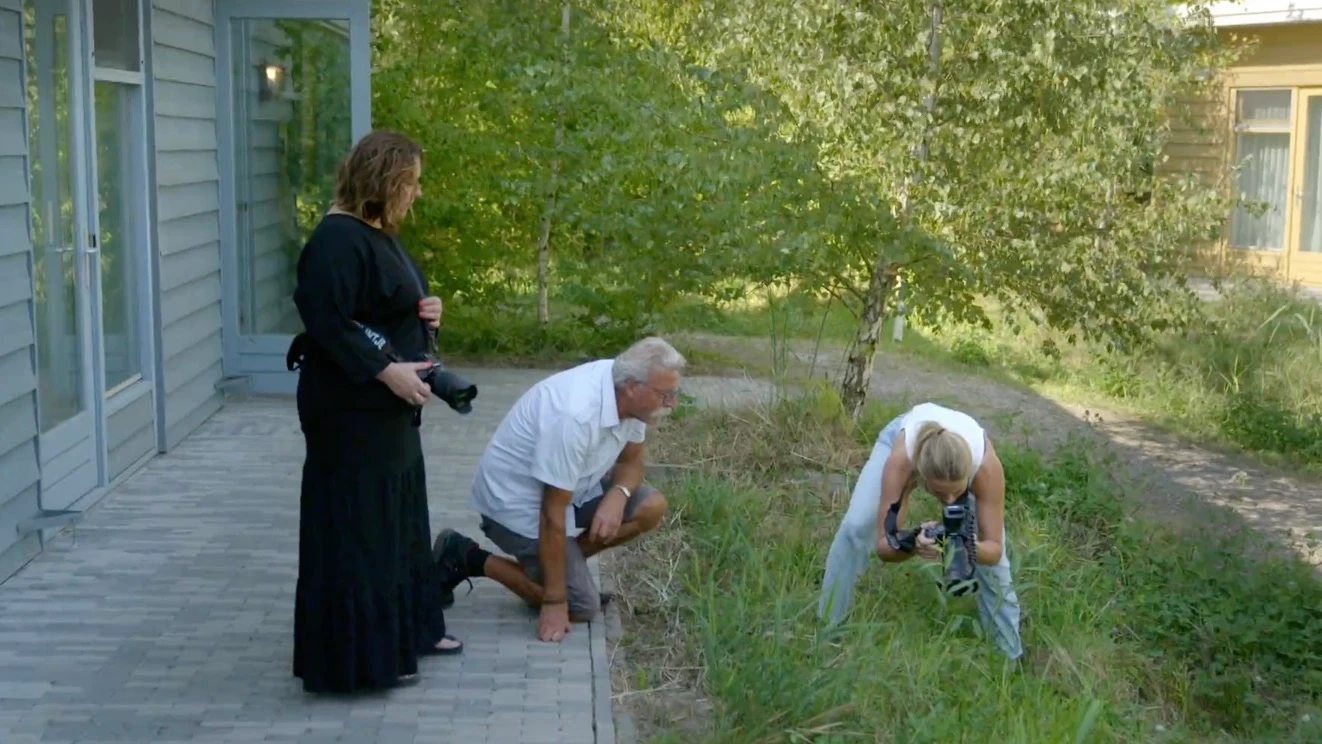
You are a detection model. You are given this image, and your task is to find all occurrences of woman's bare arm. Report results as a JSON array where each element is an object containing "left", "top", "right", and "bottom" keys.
[
  {"left": 969, "top": 437, "right": 1006, "bottom": 565},
  {"left": 876, "top": 431, "right": 918, "bottom": 562}
]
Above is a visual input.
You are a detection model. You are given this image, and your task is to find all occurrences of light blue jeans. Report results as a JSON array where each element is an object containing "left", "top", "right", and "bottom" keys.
[{"left": 816, "top": 414, "right": 1024, "bottom": 660}]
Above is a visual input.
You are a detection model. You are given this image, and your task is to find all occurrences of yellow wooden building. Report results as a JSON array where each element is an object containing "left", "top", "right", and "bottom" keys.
[{"left": 1186, "top": 2, "right": 1322, "bottom": 287}]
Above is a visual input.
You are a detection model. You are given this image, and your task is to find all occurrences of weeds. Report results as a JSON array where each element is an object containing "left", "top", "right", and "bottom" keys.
[
  {"left": 615, "top": 388, "right": 1322, "bottom": 743},
  {"left": 439, "top": 275, "right": 1322, "bottom": 473},
  {"left": 917, "top": 279, "right": 1322, "bottom": 472},
  {"left": 655, "top": 277, "right": 1322, "bottom": 472}
]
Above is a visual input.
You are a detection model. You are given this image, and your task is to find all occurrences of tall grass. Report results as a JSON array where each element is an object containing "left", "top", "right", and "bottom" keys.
[
  {"left": 919, "top": 279, "right": 1322, "bottom": 470},
  {"left": 617, "top": 389, "right": 1322, "bottom": 743},
  {"left": 659, "top": 277, "right": 1322, "bottom": 470},
  {"left": 436, "top": 276, "right": 1322, "bottom": 469}
]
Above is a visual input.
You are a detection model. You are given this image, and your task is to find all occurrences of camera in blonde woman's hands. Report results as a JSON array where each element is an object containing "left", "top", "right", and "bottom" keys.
[{"left": 884, "top": 493, "right": 980, "bottom": 596}]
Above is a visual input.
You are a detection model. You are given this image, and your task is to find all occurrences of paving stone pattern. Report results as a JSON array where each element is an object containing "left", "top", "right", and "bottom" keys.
[{"left": 0, "top": 368, "right": 773, "bottom": 744}]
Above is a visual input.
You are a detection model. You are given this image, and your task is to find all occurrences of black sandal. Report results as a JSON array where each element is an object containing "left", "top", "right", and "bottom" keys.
[
  {"left": 421, "top": 635, "right": 464, "bottom": 657},
  {"left": 392, "top": 673, "right": 421, "bottom": 688}
]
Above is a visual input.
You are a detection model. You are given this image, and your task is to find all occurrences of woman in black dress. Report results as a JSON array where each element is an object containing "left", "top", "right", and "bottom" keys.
[{"left": 288, "top": 129, "right": 461, "bottom": 694}]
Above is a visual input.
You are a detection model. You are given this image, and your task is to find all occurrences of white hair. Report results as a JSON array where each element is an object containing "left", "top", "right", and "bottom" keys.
[{"left": 612, "top": 336, "right": 686, "bottom": 385}]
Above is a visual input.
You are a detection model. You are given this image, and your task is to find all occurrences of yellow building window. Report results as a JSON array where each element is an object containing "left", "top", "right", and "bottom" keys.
[
  {"left": 1229, "top": 88, "right": 1293, "bottom": 251},
  {"left": 1299, "top": 95, "right": 1322, "bottom": 255}
]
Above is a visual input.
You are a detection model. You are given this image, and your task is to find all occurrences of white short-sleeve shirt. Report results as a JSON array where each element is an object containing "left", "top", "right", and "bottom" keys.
[
  {"left": 470, "top": 359, "right": 648, "bottom": 538},
  {"left": 900, "top": 402, "right": 986, "bottom": 481}
]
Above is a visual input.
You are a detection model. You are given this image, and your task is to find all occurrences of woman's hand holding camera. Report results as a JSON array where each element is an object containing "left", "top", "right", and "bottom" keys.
[
  {"left": 377, "top": 361, "right": 433, "bottom": 406},
  {"left": 914, "top": 521, "right": 942, "bottom": 560}
]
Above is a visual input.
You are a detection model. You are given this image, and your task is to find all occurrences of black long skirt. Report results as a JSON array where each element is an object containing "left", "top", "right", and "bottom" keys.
[{"left": 291, "top": 375, "right": 447, "bottom": 694}]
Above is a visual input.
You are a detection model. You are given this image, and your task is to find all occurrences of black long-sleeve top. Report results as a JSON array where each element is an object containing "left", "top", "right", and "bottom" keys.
[{"left": 291, "top": 212, "right": 431, "bottom": 411}]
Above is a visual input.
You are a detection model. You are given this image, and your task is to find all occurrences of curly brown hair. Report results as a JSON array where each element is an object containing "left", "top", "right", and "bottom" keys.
[{"left": 333, "top": 129, "right": 423, "bottom": 233}]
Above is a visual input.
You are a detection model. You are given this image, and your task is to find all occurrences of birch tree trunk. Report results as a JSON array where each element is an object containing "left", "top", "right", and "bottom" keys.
[
  {"left": 840, "top": 4, "right": 944, "bottom": 419},
  {"left": 536, "top": 2, "right": 572, "bottom": 327}
]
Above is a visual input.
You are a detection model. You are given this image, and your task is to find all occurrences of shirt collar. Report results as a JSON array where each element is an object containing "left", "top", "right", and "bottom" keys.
[{"left": 599, "top": 360, "right": 622, "bottom": 428}]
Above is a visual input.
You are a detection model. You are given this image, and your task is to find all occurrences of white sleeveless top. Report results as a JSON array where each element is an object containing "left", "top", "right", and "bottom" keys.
[{"left": 901, "top": 402, "right": 986, "bottom": 480}]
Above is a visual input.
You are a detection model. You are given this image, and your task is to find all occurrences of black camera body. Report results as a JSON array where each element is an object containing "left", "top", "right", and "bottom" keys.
[
  {"left": 884, "top": 491, "right": 980, "bottom": 597},
  {"left": 354, "top": 322, "right": 477, "bottom": 414},
  {"left": 413, "top": 353, "right": 477, "bottom": 414},
  {"left": 286, "top": 323, "right": 477, "bottom": 415}
]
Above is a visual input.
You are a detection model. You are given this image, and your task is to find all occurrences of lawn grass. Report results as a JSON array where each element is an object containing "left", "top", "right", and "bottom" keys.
[
  {"left": 614, "top": 387, "right": 1322, "bottom": 744},
  {"left": 437, "top": 275, "right": 1322, "bottom": 473},
  {"left": 655, "top": 277, "right": 1322, "bottom": 475},
  {"left": 432, "top": 295, "right": 748, "bottom": 374},
  {"left": 658, "top": 286, "right": 956, "bottom": 365},
  {"left": 912, "top": 279, "right": 1322, "bottom": 475}
]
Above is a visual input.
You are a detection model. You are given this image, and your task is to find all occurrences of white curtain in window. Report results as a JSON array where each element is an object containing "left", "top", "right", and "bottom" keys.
[
  {"left": 1230, "top": 132, "right": 1291, "bottom": 250},
  {"left": 1300, "top": 98, "right": 1322, "bottom": 254},
  {"left": 1241, "top": 91, "right": 1291, "bottom": 122}
]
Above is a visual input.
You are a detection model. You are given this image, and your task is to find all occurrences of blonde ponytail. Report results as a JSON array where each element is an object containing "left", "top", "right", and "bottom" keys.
[{"left": 912, "top": 422, "right": 973, "bottom": 483}]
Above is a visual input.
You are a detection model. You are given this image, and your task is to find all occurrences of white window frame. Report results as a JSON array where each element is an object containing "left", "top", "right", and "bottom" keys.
[{"left": 1227, "top": 86, "right": 1297, "bottom": 251}]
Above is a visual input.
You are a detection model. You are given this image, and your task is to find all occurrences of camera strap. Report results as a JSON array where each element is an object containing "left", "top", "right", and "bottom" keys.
[
  {"left": 286, "top": 333, "right": 311, "bottom": 372},
  {"left": 383, "top": 235, "right": 440, "bottom": 356},
  {"left": 883, "top": 496, "right": 922, "bottom": 553},
  {"left": 955, "top": 490, "right": 978, "bottom": 541},
  {"left": 883, "top": 497, "right": 903, "bottom": 550}
]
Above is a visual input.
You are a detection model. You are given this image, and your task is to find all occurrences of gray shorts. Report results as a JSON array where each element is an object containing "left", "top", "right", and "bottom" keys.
[{"left": 480, "top": 473, "right": 657, "bottom": 619}]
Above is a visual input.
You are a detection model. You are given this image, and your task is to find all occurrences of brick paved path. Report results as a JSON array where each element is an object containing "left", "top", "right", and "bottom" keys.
[{"left": 0, "top": 368, "right": 772, "bottom": 744}]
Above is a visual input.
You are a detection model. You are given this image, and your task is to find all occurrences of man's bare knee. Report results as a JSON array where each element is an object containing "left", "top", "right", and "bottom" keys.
[{"left": 632, "top": 491, "right": 668, "bottom": 532}]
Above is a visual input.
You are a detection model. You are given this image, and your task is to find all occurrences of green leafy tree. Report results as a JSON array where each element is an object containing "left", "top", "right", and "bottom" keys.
[
  {"left": 371, "top": 0, "right": 887, "bottom": 350},
  {"left": 372, "top": 0, "right": 1240, "bottom": 417},
  {"left": 601, "top": 0, "right": 1241, "bottom": 416}
]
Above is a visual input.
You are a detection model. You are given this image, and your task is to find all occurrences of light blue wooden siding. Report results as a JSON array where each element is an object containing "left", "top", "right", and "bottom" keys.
[
  {"left": 106, "top": 387, "right": 154, "bottom": 479},
  {"left": 0, "top": 0, "right": 43, "bottom": 580},
  {"left": 152, "top": 0, "right": 225, "bottom": 449}
]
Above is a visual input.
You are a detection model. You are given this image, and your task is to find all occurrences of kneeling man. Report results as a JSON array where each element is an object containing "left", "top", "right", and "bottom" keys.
[{"left": 434, "top": 336, "right": 683, "bottom": 642}]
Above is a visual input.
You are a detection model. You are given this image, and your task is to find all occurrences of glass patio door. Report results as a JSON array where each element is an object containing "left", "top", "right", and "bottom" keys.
[
  {"left": 25, "top": 0, "right": 102, "bottom": 510},
  {"left": 216, "top": 0, "right": 372, "bottom": 393},
  {"left": 1288, "top": 90, "right": 1322, "bottom": 283}
]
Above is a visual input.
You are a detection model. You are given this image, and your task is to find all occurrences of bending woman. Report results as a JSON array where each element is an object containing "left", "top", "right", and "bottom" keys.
[{"left": 817, "top": 402, "right": 1023, "bottom": 661}]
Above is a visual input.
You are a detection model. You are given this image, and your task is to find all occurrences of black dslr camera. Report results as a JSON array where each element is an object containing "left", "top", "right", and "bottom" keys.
[
  {"left": 416, "top": 356, "right": 477, "bottom": 414},
  {"left": 353, "top": 321, "right": 477, "bottom": 414},
  {"left": 285, "top": 323, "right": 477, "bottom": 415},
  {"left": 883, "top": 491, "right": 980, "bottom": 597}
]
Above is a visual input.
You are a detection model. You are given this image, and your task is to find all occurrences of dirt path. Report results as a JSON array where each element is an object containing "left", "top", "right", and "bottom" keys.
[{"left": 679, "top": 332, "right": 1322, "bottom": 569}]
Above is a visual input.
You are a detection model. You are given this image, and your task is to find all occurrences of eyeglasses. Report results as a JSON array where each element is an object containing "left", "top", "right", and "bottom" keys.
[{"left": 641, "top": 383, "right": 679, "bottom": 403}]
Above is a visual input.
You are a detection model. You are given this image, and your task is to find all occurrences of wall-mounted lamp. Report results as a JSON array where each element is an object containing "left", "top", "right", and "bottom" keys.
[{"left": 258, "top": 61, "right": 286, "bottom": 101}]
